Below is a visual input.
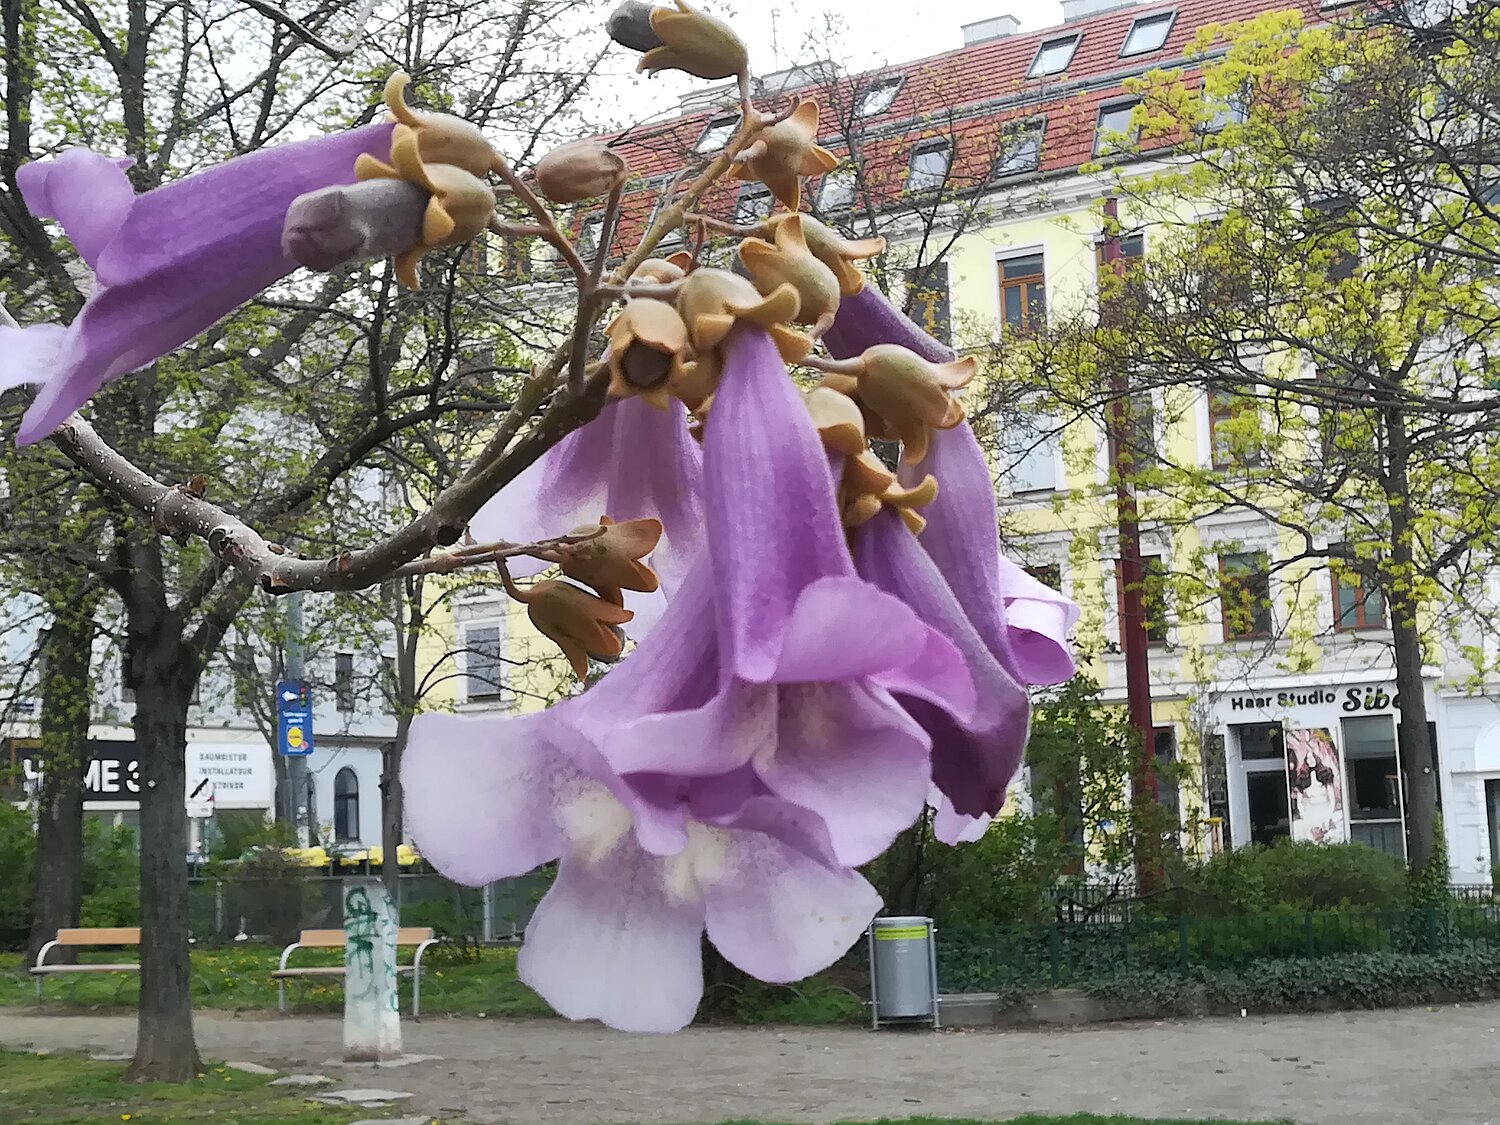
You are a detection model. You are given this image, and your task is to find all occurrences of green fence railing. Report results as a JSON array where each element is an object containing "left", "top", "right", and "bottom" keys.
[{"left": 939, "top": 902, "right": 1500, "bottom": 992}]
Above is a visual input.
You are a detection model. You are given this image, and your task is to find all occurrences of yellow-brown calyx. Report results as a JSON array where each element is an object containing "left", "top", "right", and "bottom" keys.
[
  {"left": 639, "top": 0, "right": 748, "bottom": 80},
  {"left": 756, "top": 213, "right": 885, "bottom": 296},
  {"left": 360, "top": 72, "right": 495, "bottom": 179},
  {"left": 606, "top": 302, "right": 690, "bottom": 408},
  {"left": 845, "top": 473, "right": 938, "bottom": 535},
  {"left": 555, "top": 517, "right": 663, "bottom": 604},
  {"left": 533, "top": 140, "right": 630, "bottom": 204},
  {"left": 847, "top": 344, "right": 976, "bottom": 463},
  {"left": 356, "top": 125, "right": 495, "bottom": 290},
  {"left": 670, "top": 347, "right": 721, "bottom": 413},
  {"left": 675, "top": 267, "right": 811, "bottom": 362},
  {"left": 630, "top": 252, "right": 695, "bottom": 286},
  {"left": 734, "top": 99, "right": 838, "bottom": 211},
  {"left": 737, "top": 215, "right": 842, "bottom": 327},
  {"left": 805, "top": 385, "right": 866, "bottom": 455},
  {"left": 511, "top": 579, "right": 634, "bottom": 680}
]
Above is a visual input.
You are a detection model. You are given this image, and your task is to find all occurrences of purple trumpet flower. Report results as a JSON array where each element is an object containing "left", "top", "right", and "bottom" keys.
[
  {"left": 556, "top": 324, "right": 975, "bottom": 868},
  {"left": 0, "top": 124, "right": 394, "bottom": 446},
  {"left": 469, "top": 395, "right": 705, "bottom": 631},
  {"left": 853, "top": 506, "right": 1030, "bottom": 824},
  {"left": 822, "top": 283, "right": 1080, "bottom": 688},
  {"left": 401, "top": 705, "right": 880, "bottom": 1033}
]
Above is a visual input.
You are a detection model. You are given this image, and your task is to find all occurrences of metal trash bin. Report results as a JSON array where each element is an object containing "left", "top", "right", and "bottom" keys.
[{"left": 867, "top": 915, "right": 939, "bottom": 1029}]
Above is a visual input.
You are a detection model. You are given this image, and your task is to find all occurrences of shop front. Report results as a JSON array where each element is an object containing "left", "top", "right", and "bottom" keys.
[{"left": 1214, "top": 679, "right": 1436, "bottom": 862}]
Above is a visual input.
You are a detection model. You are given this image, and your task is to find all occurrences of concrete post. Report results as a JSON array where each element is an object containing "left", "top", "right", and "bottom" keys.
[{"left": 342, "top": 877, "right": 402, "bottom": 1062}]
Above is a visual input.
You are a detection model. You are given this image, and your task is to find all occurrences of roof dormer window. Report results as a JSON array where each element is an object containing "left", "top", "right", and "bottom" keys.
[
  {"left": 1120, "top": 10, "right": 1175, "bottom": 57},
  {"left": 1029, "top": 34, "right": 1081, "bottom": 78}
]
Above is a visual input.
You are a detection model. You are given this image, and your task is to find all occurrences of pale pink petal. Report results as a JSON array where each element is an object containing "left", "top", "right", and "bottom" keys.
[
  {"left": 17, "top": 149, "right": 136, "bottom": 270},
  {"left": 0, "top": 324, "right": 67, "bottom": 390},
  {"left": 704, "top": 833, "right": 880, "bottom": 982},
  {"left": 997, "top": 556, "right": 1080, "bottom": 686},
  {"left": 400, "top": 711, "right": 564, "bottom": 886},
  {"left": 519, "top": 845, "right": 705, "bottom": 1033}
]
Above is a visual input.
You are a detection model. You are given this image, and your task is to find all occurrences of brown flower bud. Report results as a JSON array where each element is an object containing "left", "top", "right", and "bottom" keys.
[
  {"left": 738, "top": 214, "right": 842, "bottom": 326},
  {"left": 556, "top": 517, "right": 663, "bottom": 604},
  {"left": 534, "top": 141, "right": 629, "bottom": 204},
  {"left": 522, "top": 580, "right": 634, "bottom": 680},
  {"left": 363, "top": 72, "right": 494, "bottom": 180},
  {"left": 733, "top": 99, "right": 837, "bottom": 211},
  {"left": 675, "top": 267, "right": 809, "bottom": 361},
  {"left": 638, "top": 0, "right": 748, "bottom": 81},
  {"left": 605, "top": 301, "right": 690, "bottom": 407},
  {"left": 805, "top": 386, "right": 866, "bottom": 456},
  {"left": 847, "top": 344, "right": 976, "bottom": 463},
  {"left": 756, "top": 213, "right": 885, "bottom": 296}
]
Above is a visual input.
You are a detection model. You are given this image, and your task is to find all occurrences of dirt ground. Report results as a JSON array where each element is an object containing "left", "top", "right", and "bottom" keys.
[{"left": 4, "top": 1003, "right": 1500, "bottom": 1125}]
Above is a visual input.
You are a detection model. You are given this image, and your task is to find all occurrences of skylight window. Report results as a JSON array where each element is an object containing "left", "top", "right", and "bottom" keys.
[
  {"left": 695, "top": 112, "right": 739, "bottom": 153},
  {"left": 1029, "top": 34, "right": 1081, "bottom": 78},
  {"left": 1120, "top": 11, "right": 1174, "bottom": 57},
  {"left": 856, "top": 78, "right": 903, "bottom": 118}
]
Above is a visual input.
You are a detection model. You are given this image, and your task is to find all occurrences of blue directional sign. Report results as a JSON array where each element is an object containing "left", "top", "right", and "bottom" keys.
[{"left": 276, "top": 679, "right": 314, "bottom": 757}]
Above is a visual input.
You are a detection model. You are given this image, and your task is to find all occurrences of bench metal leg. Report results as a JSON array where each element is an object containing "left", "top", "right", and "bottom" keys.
[
  {"left": 34, "top": 975, "right": 41, "bottom": 1003},
  {"left": 413, "top": 967, "right": 420, "bottom": 1019},
  {"left": 278, "top": 978, "right": 286, "bottom": 1014}
]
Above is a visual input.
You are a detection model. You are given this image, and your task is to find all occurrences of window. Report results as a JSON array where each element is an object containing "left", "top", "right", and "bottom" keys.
[
  {"left": 1201, "top": 89, "right": 1250, "bottom": 133},
  {"left": 1235, "top": 722, "right": 1286, "bottom": 761},
  {"left": 856, "top": 78, "right": 903, "bottom": 118},
  {"left": 333, "top": 767, "right": 359, "bottom": 843},
  {"left": 1025, "top": 564, "right": 1062, "bottom": 591},
  {"left": 906, "top": 141, "right": 951, "bottom": 192},
  {"left": 1116, "top": 391, "right": 1158, "bottom": 468},
  {"left": 233, "top": 644, "right": 255, "bottom": 710},
  {"left": 733, "top": 184, "right": 774, "bottom": 225},
  {"left": 1121, "top": 10, "right": 1174, "bottom": 55},
  {"left": 1002, "top": 407, "right": 1061, "bottom": 493},
  {"left": 1029, "top": 34, "right": 1080, "bottom": 78},
  {"left": 121, "top": 652, "right": 135, "bottom": 703},
  {"left": 1309, "top": 197, "right": 1359, "bottom": 280},
  {"left": 1117, "top": 555, "right": 1169, "bottom": 644},
  {"left": 1208, "top": 387, "right": 1260, "bottom": 469},
  {"left": 1095, "top": 100, "right": 1141, "bottom": 156},
  {"left": 1219, "top": 551, "right": 1272, "bottom": 639},
  {"left": 995, "top": 120, "right": 1044, "bottom": 177},
  {"left": 999, "top": 253, "right": 1046, "bottom": 335},
  {"left": 382, "top": 655, "right": 398, "bottom": 693},
  {"left": 695, "top": 112, "right": 739, "bottom": 153},
  {"left": 335, "top": 652, "right": 354, "bottom": 713},
  {"left": 817, "top": 168, "right": 856, "bottom": 211},
  {"left": 464, "top": 624, "right": 505, "bottom": 701},
  {"left": 904, "top": 262, "right": 951, "bottom": 345},
  {"left": 577, "top": 214, "right": 604, "bottom": 259},
  {"left": 1097, "top": 230, "right": 1146, "bottom": 306},
  {"left": 1332, "top": 555, "right": 1386, "bottom": 629},
  {"left": 1343, "top": 715, "right": 1404, "bottom": 858}
]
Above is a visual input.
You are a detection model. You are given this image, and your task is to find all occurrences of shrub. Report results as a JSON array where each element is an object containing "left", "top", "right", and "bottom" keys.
[
  {"left": 0, "top": 802, "right": 37, "bottom": 950},
  {"left": 1161, "top": 840, "right": 1408, "bottom": 915}
]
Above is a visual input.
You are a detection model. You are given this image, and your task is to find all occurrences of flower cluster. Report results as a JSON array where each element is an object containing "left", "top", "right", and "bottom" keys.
[
  {"left": 1, "top": 0, "right": 1080, "bottom": 1035},
  {"left": 407, "top": 110, "right": 1079, "bottom": 1029}
]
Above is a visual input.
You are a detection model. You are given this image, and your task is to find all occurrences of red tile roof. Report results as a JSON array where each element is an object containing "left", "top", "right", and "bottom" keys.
[{"left": 584, "top": 0, "right": 1329, "bottom": 252}]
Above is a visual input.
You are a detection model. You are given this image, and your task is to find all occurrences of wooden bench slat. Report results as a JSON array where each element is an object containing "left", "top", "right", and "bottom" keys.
[
  {"left": 274, "top": 965, "right": 417, "bottom": 978},
  {"left": 293, "top": 927, "right": 435, "bottom": 948},
  {"left": 32, "top": 964, "right": 139, "bottom": 974},
  {"left": 55, "top": 927, "right": 140, "bottom": 945}
]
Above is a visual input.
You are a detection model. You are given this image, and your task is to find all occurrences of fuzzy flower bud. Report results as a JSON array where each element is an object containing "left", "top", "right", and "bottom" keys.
[
  {"left": 637, "top": 0, "right": 747, "bottom": 81},
  {"left": 534, "top": 141, "right": 629, "bottom": 204}
]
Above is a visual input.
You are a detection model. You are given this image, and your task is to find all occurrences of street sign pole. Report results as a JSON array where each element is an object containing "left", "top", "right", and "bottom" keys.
[{"left": 282, "top": 591, "right": 314, "bottom": 847}]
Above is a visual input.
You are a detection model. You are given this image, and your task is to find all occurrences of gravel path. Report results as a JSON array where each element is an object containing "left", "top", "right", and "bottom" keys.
[{"left": 5, "top": 1003, "right": 1500, "bottom": 1124}]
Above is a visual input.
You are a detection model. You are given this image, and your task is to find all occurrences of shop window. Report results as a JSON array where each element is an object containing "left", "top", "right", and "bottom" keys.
[
  {"left": 1343, "top": 714, "right": 1405, "bottom": 859},
  {"left": 1486, "top": 780, "right": 1500, "bottom": 873},
  {"left": 1219, "top": 551, "right": 1272, "bottom": 639},
  {"left": 1245, "top": 770, "right": 1291, "bottom": 846},
  {"left": 1234, "top": 722, "right": 1286, "bottom": 761},
  {"left": 334, "top": 767, "right": 359, "bottom": 843}
]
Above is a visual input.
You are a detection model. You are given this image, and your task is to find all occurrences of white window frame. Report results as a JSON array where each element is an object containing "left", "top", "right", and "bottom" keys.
[
  {"left": 995, "top": 119, "right": 1045, "bottom": 178},
  {"left": 905, "top": 141, "right": 951, "bottom": 192},
  {"left": 1120, "top": 10, "right": 1175, "bottom": 57},
  {"left": 817, "top": 167, "right": 857, "bottom": 211},
  {"left": 1028, "top": 34, "right": 1081, "bottom": 78},
  {"left": 1094, "top": 99, "right": 1142, "bottom": 157},
  {"left": 855, "top": 77, "right": 903, "bottom": 118},
  {"left": 694, "top": 112, "right": 740, "bottom": 153},
  {"left": 461, "top": 620, "right": 508, "bottom": 705},
  {"left": 993, "top": 244, "right": 1049, "bottom": 342}
]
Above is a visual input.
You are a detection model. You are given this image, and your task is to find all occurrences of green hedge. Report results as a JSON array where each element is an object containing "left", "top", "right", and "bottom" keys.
[{"left": 1080, "top": 949, "right": 1500, "bottom": 1016}]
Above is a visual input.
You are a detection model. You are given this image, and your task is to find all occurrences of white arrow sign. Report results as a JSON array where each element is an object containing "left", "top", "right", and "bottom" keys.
[{"left": 281, "top": 688, "right": 299, "bottom": 702}]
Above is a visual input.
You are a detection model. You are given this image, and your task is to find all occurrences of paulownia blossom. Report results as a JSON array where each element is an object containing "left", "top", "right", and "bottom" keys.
[
  {"left": 0, "top": 125, "right": 395, "bottom": 445},
  {"left": 558, "top": 324, "right": 976, "bottom": 868},
  {"left": 469, "top": 394, "right": 706, "bottom": 632},
  {"left": 402, "top": 702, "right": 879, "bottom": 1034}
]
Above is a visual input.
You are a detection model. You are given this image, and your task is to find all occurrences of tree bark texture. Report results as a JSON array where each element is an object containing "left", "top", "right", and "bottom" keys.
[
  {"left": 24, "top": 589, "right": 97, "bottom": 968},
  {"left": 125, "top": 635, "right": 202, "bottom": 1082}
]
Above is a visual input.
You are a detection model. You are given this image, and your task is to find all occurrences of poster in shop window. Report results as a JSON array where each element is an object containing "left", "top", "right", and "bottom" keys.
[{"left": 1285, "top": 726, "right": 1349, "bottom": 844}]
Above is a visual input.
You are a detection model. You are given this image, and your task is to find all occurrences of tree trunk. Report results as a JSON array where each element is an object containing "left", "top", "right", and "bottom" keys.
[
  {"left": 25, "top": 593, "right": 97, "bottom": 968},
  {"left": 1384, "top": 410, "right": 1439, "bottom": 873},
  {"left": 125, "top": 648, "right": 201, "bottom": 1082},
  {"left": 380, "top": 724, "right": 406, "bottom": 906}
]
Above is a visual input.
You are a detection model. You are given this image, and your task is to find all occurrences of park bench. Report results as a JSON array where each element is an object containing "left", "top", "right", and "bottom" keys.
[
  {"left": 273, "top": 927, "right": 438, "bottom": 1016},
  {"left": 31, "top": 927, "right": 141, "bottom": 1001}
]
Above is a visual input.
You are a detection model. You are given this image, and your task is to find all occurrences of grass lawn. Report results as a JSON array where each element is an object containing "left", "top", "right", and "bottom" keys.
[
  {"left": 714, "top": 1120, "right": 1292, "bottom": 1124},
  {"left": 0, "top": 1050, "right": 433, "bottom": 1123},
  {"left": 0, "top": 945, "right": 864, "bottom": 1024}
]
